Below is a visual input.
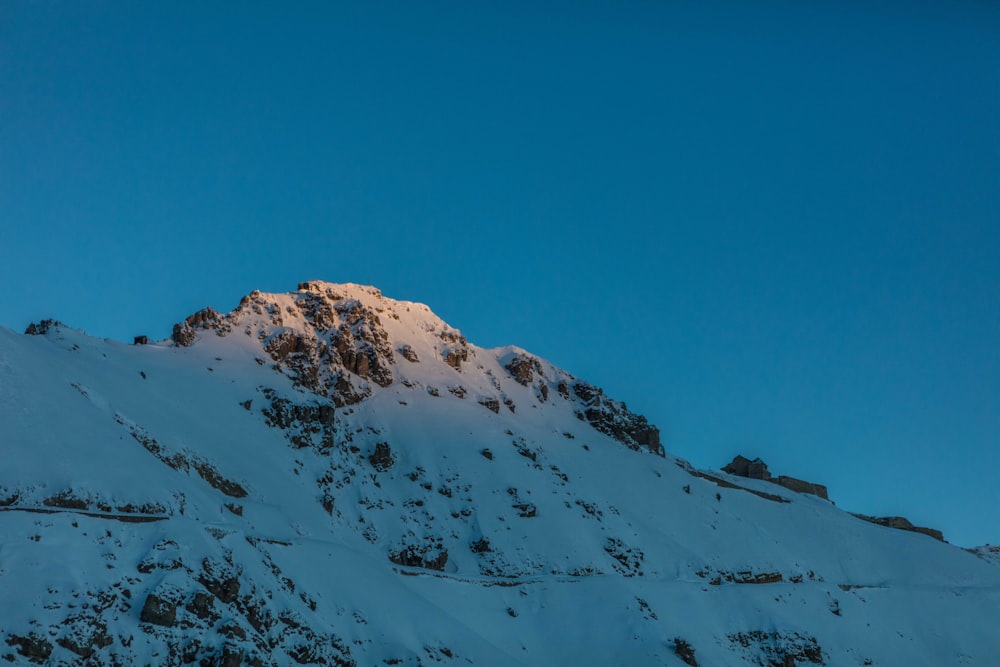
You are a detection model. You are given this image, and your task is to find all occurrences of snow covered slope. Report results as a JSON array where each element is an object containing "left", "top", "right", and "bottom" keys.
[{"left": 1, "top": 281, "right": 998, "bottom": 666}]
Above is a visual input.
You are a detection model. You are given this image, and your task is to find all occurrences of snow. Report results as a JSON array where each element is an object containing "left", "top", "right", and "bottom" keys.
[{"left": 1, "top": 282, "right": 998, "bottom": 666}]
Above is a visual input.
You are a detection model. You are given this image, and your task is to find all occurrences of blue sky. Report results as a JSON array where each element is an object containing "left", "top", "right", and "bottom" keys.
[{"left": 2, "top": 1, "right": 997, "bottom": 546}]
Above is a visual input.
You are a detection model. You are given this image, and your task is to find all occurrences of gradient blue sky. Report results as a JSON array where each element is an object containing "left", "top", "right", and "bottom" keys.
[{"left": 2, "top": 2, "right": 997, "bottom": 546}]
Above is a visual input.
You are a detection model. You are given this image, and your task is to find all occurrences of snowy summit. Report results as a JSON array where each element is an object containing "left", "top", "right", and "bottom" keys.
[{"left": 1, "top": 281, "right": 998, "bottom": 666}]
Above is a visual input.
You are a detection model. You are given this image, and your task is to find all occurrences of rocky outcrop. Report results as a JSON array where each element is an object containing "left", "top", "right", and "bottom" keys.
[
  {"left": 259, "top": 388, "right": 337, "bottom": 452},
  {"left": 430, "top": 324, "right": 470, "bottom": 371},
  {"left": 572, "top": 382, "right": 663, "bottom": 456},
  {"left": 172, "top": 307, "right": 224, "bottom": 346},
  {"left": 172, "top": 284, "right": 396, "bottom": 405},
  {"left": 6, "top": 633, "right": 53, "bottom": 664},
  {"left": 503, "top": 353, "right": 543, "bottom": 386},
  {"left": 389, "top": 546, "right": 449, "bottom": 571},
  {"left": 478, "top": 397, "right": 500, "bottom": 414},
  {"left": 24, "top": 319, "right": 64, "bottom": 336},
  {"left": 728, "top": 630, "right": 825, "bottom": 666},
  {"left": 397, "top": 344, "right": 419, "bottom": 362},
  {"left": 140, "top": 593, "right": 178, "bottom": 627},
  {"left": 369, "top": 442, "right": 395, "bottom": 471},
  {"left": 673, "top": 638, "right": 699, "bottom": 667}
]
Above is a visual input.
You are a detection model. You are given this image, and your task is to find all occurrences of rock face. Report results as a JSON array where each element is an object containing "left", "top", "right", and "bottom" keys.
[
  {"left": 166, "top": 282, "right": 664, "bottom": 459},
  {"left": 171, "top": 283, "right": 397, "bottom": 405},
  {"left": 572, "top": 381, "right": 664, "bottom": 457},
  {"left": 140, "top": 593, "right": 177, "bottom": 627},
  {"left": 504, "top": 353, "right": 542, "bottom": 386},
  {"left": 24, "top": 319, "right": 64, "bottom": 336},
  {"left": 368, "top": 442, "right": 395, "bottom": 471}
]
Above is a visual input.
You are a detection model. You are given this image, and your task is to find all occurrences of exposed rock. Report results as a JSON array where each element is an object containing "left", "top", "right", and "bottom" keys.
[
  {"left": 140, "top": 593, "right": 177, "bottom": 627},
  {"left": 261, "top": 390, "right": 337, "bottom": 452},
  {"left": 42, "top": 489, "right": 88, "bottom": 510},
  {"left": 513, "top": 502, "right": 537, "bottom": 518},
  {"left": 389, "top": 546, "right": 449, "bottom": 571},
  {"left": 24, "top": 319, "right": 64, "bottom": 336},
  {"left": 186, "top": 592, "right": 216, "bottom": 620},
  {"left": 439, "top": 329, "right": 469, "bottom": 370},
  {"left": 193, "top": 460, "right": 247, "bottom": 498},
  {"left": 6, "top": 633, "right": 53, "bottom": 664},
  {"left": 443, "top": 349, "right": 465, "bottom": 370},
  {"left": 172, "top": 307, "right": 223, "bottom": 346},
  {"left": 503, "top": 353, "right": 543, "bottom": 386},
  {"left": 478, "top": 397, "right": 500, "bottom": 414},
  {"left": 199, "top": 560, "right": 241, "bottom": 603},
  {"left": 172, "top": 322, "right": 196, "bottom": 347},
  {"left": 369, "top": 442, "right": 395, "bottom": 472},
  {"left": 674, "top": 638, "right": 699, "bottom": 667},
  {"left": 56, "top": 628, "right": 113, "bottom": 660},
  {"left": 604, "top": 537, "right": 644, "bottom": 576},
  {"left": 728, "top": 630, "right": 825, "bottom": 666},
  {"left": 397, "top": 344, "right": 419, "bottom": 362},
  {"left": 706, "top": 570, "right": 784, "bottom": 585},
  {"left": 133, "top": 335, "right": 149, "bottom": 345},
  {"left": 217, "top": 646, "right": 245, "bottom": 667},
  {"left": 572, "top": 382, "right": 663, "bottom": 457},
  {"left": 175, "top": 286, "right": 396, "bottom": 402}
]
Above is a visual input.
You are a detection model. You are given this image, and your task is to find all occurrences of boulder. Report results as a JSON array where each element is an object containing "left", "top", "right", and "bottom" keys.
[
  {"left": 397, "top": 344, "right": 419, "bottom": 362},
  {"left": 369, "top": 442, "right": 395, "bottom": 471},
  {"left": 140, "top": 594, "right": 177, "bottom": 627}
]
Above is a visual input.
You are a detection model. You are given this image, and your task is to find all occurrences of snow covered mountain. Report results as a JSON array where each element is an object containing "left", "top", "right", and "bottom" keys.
[{"left": 1, "top": 281, "right": 998, "bottom": 666}]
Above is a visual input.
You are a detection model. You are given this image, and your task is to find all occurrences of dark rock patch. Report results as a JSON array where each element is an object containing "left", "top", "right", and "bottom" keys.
[
  {"left": 503, "top": 353, "right": 543, "bottom": 386},
  {"left": 674, "top": 638, "right": 698, "bottom": 666},
  {"left": 24, "top": 319, "right": 64, "bottom": 336},
  {"left": 389, "top": 546, "right": 449, "bottom": 571},
  {"left": 369, "top": 442, "right": 395, "bottom": 472},
  {"left": 140, "top": 594, "right": 177, "bottom": 627}
]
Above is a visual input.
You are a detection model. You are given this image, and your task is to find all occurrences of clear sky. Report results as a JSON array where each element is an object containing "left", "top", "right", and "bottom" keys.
[{"left": 2, "top": 1, "right": 997, "bottom": 547}]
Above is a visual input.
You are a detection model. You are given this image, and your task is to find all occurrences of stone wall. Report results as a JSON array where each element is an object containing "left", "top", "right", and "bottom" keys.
[{"left": 773, "top": 476, "right": 829, "bottom": 500}]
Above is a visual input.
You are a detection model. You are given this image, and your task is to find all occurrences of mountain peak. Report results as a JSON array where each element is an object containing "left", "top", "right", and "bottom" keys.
[{"left": 169, "top": 281, "right": 663, "bottom": 455}]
